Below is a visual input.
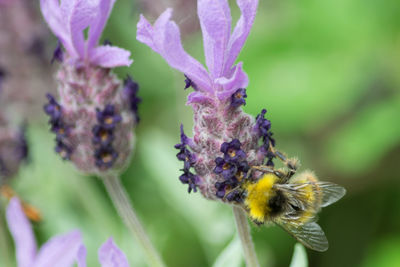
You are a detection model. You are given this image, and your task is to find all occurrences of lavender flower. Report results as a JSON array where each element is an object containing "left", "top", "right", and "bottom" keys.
[
  {"left": 0, "top": 118, "right": 29, "bottom": 184},
  {"left": 6, "top": 197, "right": 130, "bottom": 267},
  {"left": 137, "top": 0, "right": 275, "bottom": 201},
  {"left": 40, "top": 0, "right": 139, "bottom": 174}
]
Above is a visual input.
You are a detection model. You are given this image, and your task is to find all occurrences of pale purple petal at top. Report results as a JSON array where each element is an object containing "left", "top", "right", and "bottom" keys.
[
  {"left": 137, "top": 14, "right": 156, "bottom": 51},
  {"left": 6, "top": 198, "right": 37, "bottom": 267},
  {"left": 186, "top": 91, "right": 215, "bottom": 105},
  {"left": 137, "top": 10, "right": 213, "bottom": 93},
  {"left": 68, "top": 0, "right": 99, "bottom": 60},
  {"left": 198, "top": 0, "right": 231, "bottom": 79},
  {"left": 33, "top": 230, "right": 83, "bottom": 267},
  {"left": 223, "top": 0, "right": 258, "bottom": 75},
  {"left": 215, "top": 62, "right": 248, "bottom": 100},
  {"left": 40, "top": 0, "right": 76, "bottom": 57},
  {"left": 98, "top": 238, "right": 130, "bottom": 267},
  {"left": 87, "top": 0, "right": 116, "bottom": 52},
  {"left": 76, "top": 245, "right": 87, "bottom": 267},
  {"left": 89, "top": 45, "right": 133, "bottom": 68}
]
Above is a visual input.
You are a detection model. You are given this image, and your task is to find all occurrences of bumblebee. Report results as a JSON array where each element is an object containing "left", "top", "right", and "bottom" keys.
[{"left": 228, "top": 150, "right": 346, "bottom": 252}]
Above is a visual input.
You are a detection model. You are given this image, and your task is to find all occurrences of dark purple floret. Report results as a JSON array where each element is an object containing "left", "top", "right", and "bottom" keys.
[
  {"left": 51, "top": 119, "right": 69, "bottom": 138},
  {"left": 103, "top": 39, "right": 112, "bottom": 46},
  {"left": 237, "top": 161, "right": 250, "bottom": 176},
  {"left": 214, "top": 157, "right": 238, "bottom": 180},
  {"left": 215, "top": 182, "right": 227, "bottom": 198},
  {"left": 51, "top": 40, "right": 64, "bottom": 64},
  {"left": 215, "top": 178, "right": 241, "bottom": 199},
  {"left": 55, "top": 139, "right": 72, "bottom": 160},
  {"left": 231, "top": 88, "right": 247, "bottom": 108},
  {"left": 175, "top": 125, "right": 195, "bottom": 168},
  {"left": 255, "top": 109, "right": 275, "bottom": 148},
  {"left": 255, "top": 109, "right": 271, "bottom": 135},
  {"left": 123, "top": 75, "right": 141, "bottom": 123},
  {"left": 177, "top": 124, "right": 190, "bottom": 147},
  {"left": 92, "top": 125, "right": 114, "bottom": 146},
  {"left": 175, "top": 124, "right": 199, "bottom": 193},
  {"left": 225, "top": 189, "right": 244, "bottom": 202},
  {"left": 184, "top": 74, "right": 197, "bottom": 90},
  {"left": 94, "top": 146, "right": 118, "bottom": 169},
  {"left": 96, "top": 105, "right": 122, "bottom": 129},
  {"left": 44, "top": 93, "right": 62, "bottom": 120},
  {"left": 220, "top": 139, "right": 246, "bottom": 163},
  {"left": 179, "top": 171, "right": 200, "bottom": 193},
  {"left": 255, "top": 109, "right": 276, "bottom": 166},
  {"left": 213, "top": 139, "right": 250, "bottom": 199},
  {"left": 177, "top": 148, "right": 195, "bottom": 171}
]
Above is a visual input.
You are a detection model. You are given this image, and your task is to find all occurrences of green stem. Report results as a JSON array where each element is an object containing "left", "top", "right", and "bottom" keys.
[
  {"left": 102, "top": 174, "right": 165, "bottom": 267},
  {"left": 232, "top": 206, "right": 260, "bottom": 267}
]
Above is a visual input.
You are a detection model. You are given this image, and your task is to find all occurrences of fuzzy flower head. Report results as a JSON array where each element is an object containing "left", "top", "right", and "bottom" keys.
[
  {"left": 40, "top": 0, "right": 132, "bottom": 68},
  {"left": 0, "top": 118, "right": 28, "bottom": 184},
  {"left": 137, "top": 0, "right": 258, "bottom": 104},
  {"left": 137, "top": 0, "right": 270, "bottom": 201},
  {"left": 40, "top": 0, "right": 139, "bottom": 174},
  {"left": 6, "top": 197, "right": 130, "bottom": 267}
]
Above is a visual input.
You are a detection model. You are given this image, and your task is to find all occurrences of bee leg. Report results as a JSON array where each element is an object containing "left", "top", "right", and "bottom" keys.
[
  {"left": 270, "top": 147, "right": 299, "bottom": 180},
  {"left": 251, "top": 165, "right": 286, "bottom": 179}
]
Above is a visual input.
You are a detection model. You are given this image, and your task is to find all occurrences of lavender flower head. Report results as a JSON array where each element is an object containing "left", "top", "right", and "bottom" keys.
[
  {"left": 0, "top": 113, "right": 28, "bottom": 185},
  {"left": 40, "top": 0, "right": 139, "bottom": 174},
  {"left": 137, "top": 0, "right": 276, "bottom": 201},
  {"left": 6, "top": 197, "right": 130, "bottom": 267}
]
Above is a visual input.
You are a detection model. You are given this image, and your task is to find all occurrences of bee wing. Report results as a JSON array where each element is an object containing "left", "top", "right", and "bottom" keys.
[
  {"left": 276, "top": 220, "right": 329, "bottom": 252},
  {"left": 316, "top": 182, "right": 346, "bottom": 207},
  {"left": 277, "top": 182, "right": 346, "bottom": 208}
]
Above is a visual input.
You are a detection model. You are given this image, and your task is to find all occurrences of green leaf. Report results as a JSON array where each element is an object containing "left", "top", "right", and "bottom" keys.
[
  {"left": 212, "top": 236, "right": 243, "bottom": 267},
  {"left": 289, "top": 243, "right": 308, "bottom": 267}
]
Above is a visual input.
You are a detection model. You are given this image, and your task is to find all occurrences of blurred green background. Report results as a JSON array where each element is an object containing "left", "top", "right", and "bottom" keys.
[{"left": 1, "top": 0, "right": 400, "bottom": 266}]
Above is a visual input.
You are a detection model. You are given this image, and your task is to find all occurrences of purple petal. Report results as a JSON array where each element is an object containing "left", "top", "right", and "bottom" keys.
[
  {"left": 87, "top": 0, "right": 116, "bottom": 52},
  {"left": 6, "top": 198, "right": 37, "bottom": 267},
  {"left": 76, "top": 245, "right": 87, "bottom": 267},
  {"left": 186, "top": 91, "right": 215, "bottom": 105},
  {"left": 137, "top": 10, "right": 213, "bottom": 93},
  {"left": 40, "top": 0, "right": 76, "bottom": 57},
  {"left": 215, "top": 62, "right": 248, "bottom": 100},
  {"left": 98, "top": 238, "right": 129, "bottom": 267},
  {"left": 223, "top": 0, "right": 258, "bottom": 74},
  {"left": 136, "top": 14, "right": 156, "bottom": 51},
  {"left": 89, "top": 45, "right": 133, "bottom": 67},
  {"left": 33, "top": 230, "right": 83, "bottom": 267},
  {"left": 197, "top": 0, "right": 231, "bottom": 79},
  {"left": 69, "top": 0, "right": 98, "bottom": 60}
]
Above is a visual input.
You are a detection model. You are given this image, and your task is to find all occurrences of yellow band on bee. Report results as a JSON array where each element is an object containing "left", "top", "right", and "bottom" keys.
[{"left": 244, "top": 174, "right": 278, "bottom": 222}]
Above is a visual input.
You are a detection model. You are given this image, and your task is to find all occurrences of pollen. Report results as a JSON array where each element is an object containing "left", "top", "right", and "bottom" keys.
[
  {"left": 244, "top": 174, "right": 278, "bottom": 222},
  {"left": 102, "top": 153, "right": 113, "bottom": 163},
  {"left": 105, "top": 117, "right": 113, "bottom": 125},
  {"left": 227, "top": 148, "right": 236, "bottom": 158},
  {"left": 100, "top": 130, "right": 109, "bottom": 142}
]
